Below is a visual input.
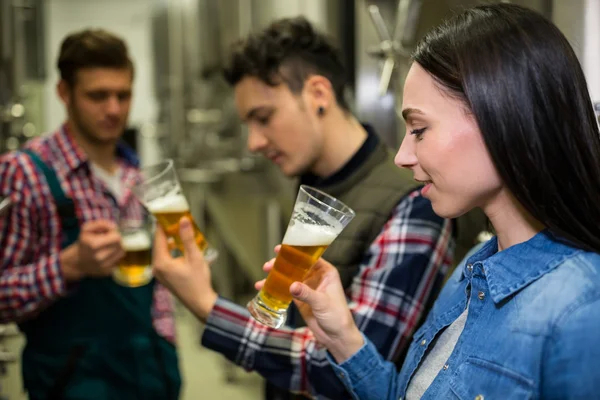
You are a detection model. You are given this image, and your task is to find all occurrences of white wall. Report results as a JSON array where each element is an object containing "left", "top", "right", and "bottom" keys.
[
  {"left": 43, "top": 0, "right": 158, "bottom": 132},
  {"left": 553, "top": 0, "right": 600, "bottom": 103},
  {"left": 582, "top": 0, "right": 600, "bottom": 102}
]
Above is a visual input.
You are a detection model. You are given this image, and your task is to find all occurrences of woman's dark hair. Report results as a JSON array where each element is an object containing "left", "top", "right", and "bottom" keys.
[
  {"left": 413, "top": 3, "right": 600, "bottom": 252},
  {"left": 223, "top": 16, "right": 350, "bottom": 111}
]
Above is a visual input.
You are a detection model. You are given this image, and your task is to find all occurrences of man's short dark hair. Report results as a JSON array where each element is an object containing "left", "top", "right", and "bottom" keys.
[
  {"left": 223, "top": 17, "right": 350, "bottom": 111},
  {"left": 57, "top": 28, "right": 134, "bottom": 86}
]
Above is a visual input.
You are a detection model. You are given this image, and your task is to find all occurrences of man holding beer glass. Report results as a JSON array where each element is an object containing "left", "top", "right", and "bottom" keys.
[
  {"left": 0, "top": 29, "right": 180, "bottom": 398},
  {"left": 131, "top": 158, "right": 218, "bottom": 263},
  {"left": 151, "top": 17, "right": 459, "bottom": 400}
]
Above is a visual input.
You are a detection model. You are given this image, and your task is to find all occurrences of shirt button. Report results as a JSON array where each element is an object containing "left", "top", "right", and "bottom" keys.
[
  {"left": 443, "top": 364, "right": 449, "bottom": 370},
  {"left": 420, "top": 339, "right": 427, "bottom": 346},
  {"left": 467, "top": 263, "right": 473, "bottom": 272},
  {"left": 475, "top": 395, "right": 484, "bottom": 400},
  {"left": 339, "top": 372, "right": 345, "bottom": 378},
  {"left": 478, "top": 291, "right": 485, "bottom": 300}
]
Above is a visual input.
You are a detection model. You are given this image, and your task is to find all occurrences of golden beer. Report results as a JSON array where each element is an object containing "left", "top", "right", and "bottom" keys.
[
  {"left": 256, "top": 220, "right": 339, "bottom": 312},
  {"left": 114, "top": 230, "right": 153, "bottom": 287},
  {"left": 260, "top": 243, "right": 329, "bottom": 311},
  {"left": 146, "top": 194, "right": 208, "bottom": 252},
  {"left": 247, "top": 186, "right": 355, "bottom": 328}
]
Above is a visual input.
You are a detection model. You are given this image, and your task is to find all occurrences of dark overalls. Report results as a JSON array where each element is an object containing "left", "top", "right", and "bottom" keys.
[{"left": 18, "top": 149, "right": 181, "bottom": 399}]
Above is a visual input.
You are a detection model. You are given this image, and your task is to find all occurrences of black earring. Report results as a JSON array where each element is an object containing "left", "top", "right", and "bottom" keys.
[{"left": 318, "top": 106, "right": 325, "bottom": 116}]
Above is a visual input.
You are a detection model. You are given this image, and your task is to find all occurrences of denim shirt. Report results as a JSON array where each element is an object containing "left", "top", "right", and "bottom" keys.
[{"left": 330, "top": 230, "right": 600, "bottom": 399}]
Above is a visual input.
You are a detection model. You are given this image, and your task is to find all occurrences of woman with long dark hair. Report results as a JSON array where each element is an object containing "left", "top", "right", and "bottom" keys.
[
  {"left": 250, "top": 3, "right": 600, "bottom": 399},
  {"left": 151, "top": 3, "right": 600, "bottom": 399}
]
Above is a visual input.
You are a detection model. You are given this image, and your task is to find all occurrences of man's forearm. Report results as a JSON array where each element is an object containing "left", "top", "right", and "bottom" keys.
[
  {"left": 0, "top": 253, "right": 69, "bottom": 323},
  {"left": 189, "top": 290, "right": 218, "bottom": 323},
  {"left": 201, "top": 297, "right": 355, "bottom": 398}
]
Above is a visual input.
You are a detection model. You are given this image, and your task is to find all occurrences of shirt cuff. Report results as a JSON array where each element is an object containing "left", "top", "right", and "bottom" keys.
[
  {"left": 327, "top": 333, "right": 382, "bottom": 391},
  {"left": 45, "top": 252, "right": 70, "bottom": 297},
  {"left": 201, "top": 296, "right": 254, "bottom": 367}
]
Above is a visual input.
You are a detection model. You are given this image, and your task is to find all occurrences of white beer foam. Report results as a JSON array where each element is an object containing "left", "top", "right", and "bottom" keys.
[
  {"left": 146, "top": 193, "right": 189, "bottom": 213},
  {"left": 122, "top": 231, "right": 151, "bottom": 251},
  {"left": 282, "top": 204, "right": 344, "bottom": 246}
]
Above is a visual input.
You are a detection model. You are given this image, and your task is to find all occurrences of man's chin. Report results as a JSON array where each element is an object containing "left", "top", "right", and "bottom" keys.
[
  {"left": 279, "top": 163, "right": 311, "bottom": 179},
  {"left": 276, "top": 162, "right": 297, "bottom": 178},
  {"left": 95, "top": 128, "right": 125, "bottom": 142}
]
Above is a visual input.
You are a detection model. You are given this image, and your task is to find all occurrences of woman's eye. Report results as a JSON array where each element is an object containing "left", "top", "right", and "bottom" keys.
[{"left": 410, "top": 127, "right": 427, "bottom": 139}]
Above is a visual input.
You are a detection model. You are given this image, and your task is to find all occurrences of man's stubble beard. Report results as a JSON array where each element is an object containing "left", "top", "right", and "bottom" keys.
[{"left": 70, "top": 101, "right": 119, "bottom": 146}]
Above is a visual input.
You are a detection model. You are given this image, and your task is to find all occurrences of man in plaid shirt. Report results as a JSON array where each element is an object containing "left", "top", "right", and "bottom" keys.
[
  {"left": 151, "top": 17, "right": 455, "bottom": 400},
  {"left": 0, "top": 30, "right": 180, "bottom": 398}
]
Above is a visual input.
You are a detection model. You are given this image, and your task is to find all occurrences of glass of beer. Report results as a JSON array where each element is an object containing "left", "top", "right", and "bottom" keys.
[
  {"left": 247, "top": 185, "right": 355, "bottom": 328},
  {"left": 113, "top": 221, "right": 153, "bottom": 287},
  {"left": 132, "top": 159, "right": 218, "bottom": 262}
]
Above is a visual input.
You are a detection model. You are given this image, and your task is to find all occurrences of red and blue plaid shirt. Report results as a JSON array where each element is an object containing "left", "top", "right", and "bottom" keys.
[
  {"left": 0, "top": 125, "right": 175, "bottom": 342},
  {"left": 201, "top": 189, "right": 453, "bottom": 399}
]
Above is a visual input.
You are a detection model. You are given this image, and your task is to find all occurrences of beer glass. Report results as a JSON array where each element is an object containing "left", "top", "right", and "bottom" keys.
[
  {"left": 247, "top": 185, "right": 355, "bottom": 328},
  {"left": 113, "top": 221, "right": 153, "bottom": 287},
  {"left": 131, "top": 159, "right": 218, "bottom": 262}
]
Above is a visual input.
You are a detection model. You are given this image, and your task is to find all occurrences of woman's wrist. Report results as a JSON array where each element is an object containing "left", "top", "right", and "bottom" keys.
[{"left": 328, "top": 325, "right": 365, "bottom": 364}]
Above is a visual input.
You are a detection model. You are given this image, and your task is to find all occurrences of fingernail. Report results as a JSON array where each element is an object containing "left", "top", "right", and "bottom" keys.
[{"left": 180, "top": 218, "right": 191, "bottom": 228}]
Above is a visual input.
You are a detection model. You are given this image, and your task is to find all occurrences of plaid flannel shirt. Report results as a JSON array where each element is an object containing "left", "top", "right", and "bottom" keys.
[
  {"left": 202, "top": 189, "right": 453, "bottom": 399},
  {"left": 0, "top": 125, "right": 175, "bottom": 342}
]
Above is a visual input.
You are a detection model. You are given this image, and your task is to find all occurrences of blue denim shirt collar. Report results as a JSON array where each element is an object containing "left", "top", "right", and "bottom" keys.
[{"left": 460, "top": 230, "right": 582, "bottom": 303}]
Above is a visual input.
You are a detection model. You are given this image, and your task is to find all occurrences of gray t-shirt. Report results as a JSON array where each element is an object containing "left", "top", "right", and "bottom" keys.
[{"left": 405, "top": 304, "right": 469, "bottom": 399}]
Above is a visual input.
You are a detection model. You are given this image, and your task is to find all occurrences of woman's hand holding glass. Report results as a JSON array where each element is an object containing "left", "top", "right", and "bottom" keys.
[
  {"left": 256, "top": 247, "right": 365, "bottom": 363},
  {"left": 151, "top": 216, "right": 365, "bottom": 362}
]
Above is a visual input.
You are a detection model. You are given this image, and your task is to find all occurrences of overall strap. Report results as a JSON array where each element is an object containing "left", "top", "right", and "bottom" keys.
[
  {"left": 21, "top": 150, "right": 84, "bottom": 398},
  {"left": 21, "top": 149, "right": 79, "bottom": 247}
]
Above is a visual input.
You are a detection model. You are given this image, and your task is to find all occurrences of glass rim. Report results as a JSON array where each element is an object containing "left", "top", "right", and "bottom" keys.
[
  {"left": 119, "top": 223, "right": 151, "bottom": 234},
  {"left": 135, "top": 159, "right": 176, "bottom": 188},
  {"left": 299, "top": 185, "right": 356, "bottom": 218}
]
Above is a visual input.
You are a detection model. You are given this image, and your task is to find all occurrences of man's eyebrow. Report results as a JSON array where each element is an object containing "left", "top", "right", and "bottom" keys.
[{"left": 244, "top": 106, "right": 270, "bottom": 121}]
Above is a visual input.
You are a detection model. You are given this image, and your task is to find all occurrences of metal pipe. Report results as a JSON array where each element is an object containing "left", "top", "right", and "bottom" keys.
[{"left": 166, "top": 0, "right": 186, "bottom": 159}]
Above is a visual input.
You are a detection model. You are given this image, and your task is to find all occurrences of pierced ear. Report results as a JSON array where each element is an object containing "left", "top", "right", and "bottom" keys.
[
  {"left": 305, "top": 75, "right": 333, "bottom": 107},
  {"left": 317, "top": 106, "right": 325, "bottom": 116}
]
